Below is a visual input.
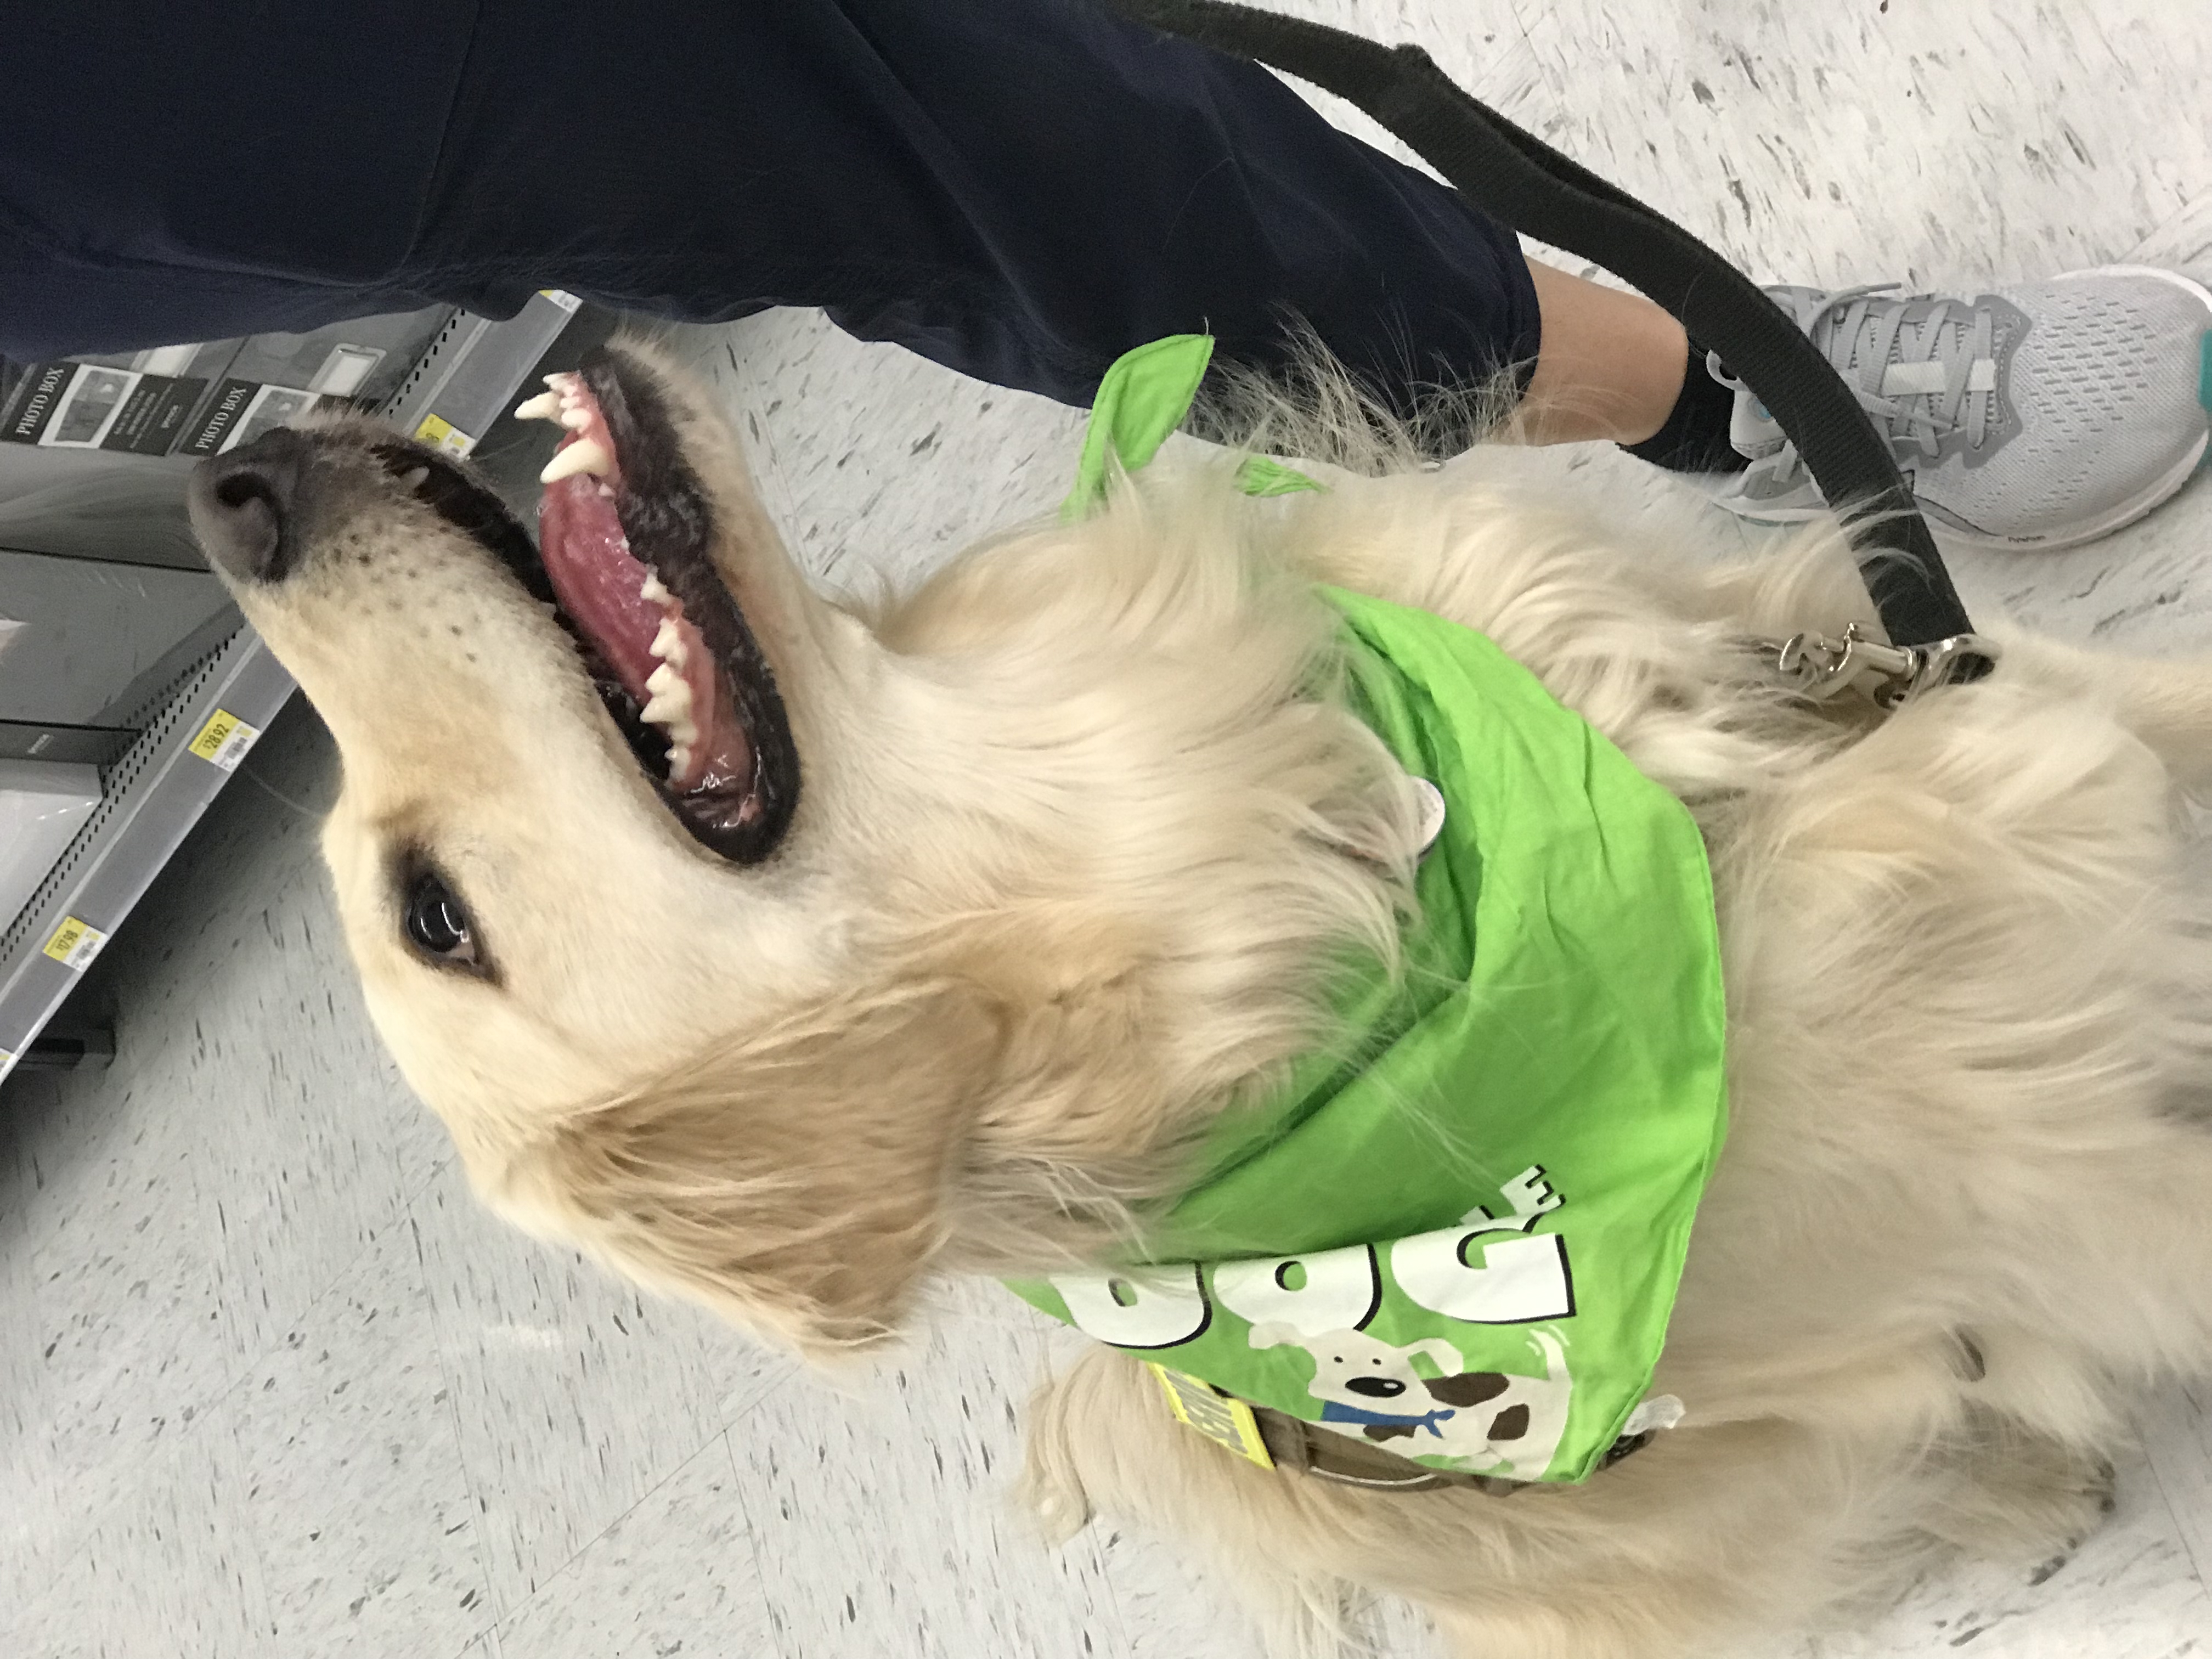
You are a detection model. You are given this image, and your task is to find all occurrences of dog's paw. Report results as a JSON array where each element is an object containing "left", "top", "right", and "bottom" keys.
[
  {"left": 2023, "top": 1458, "right": 2121, "bottom": 1585},
  {"left": 1925, "top": 1437, "right": 2118, "bottom": 1572},
  {"left": 1026, "top": 1480, "right": 1095, "bottom": 1548}
]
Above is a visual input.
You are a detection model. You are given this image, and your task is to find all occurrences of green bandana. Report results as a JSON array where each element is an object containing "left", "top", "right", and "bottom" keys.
[
  {"left": 1008, "top": 340, "right": 1727, "bottom": 1485},
  {"left": 1060, "top": 334, "right": 1322, "bottom": 521}
]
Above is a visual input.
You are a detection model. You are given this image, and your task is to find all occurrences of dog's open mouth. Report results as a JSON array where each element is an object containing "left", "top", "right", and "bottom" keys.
[
  {"left": 531, "top": 375, "right": 748, "bottom": 801},
  {"left": 392, "top": 348, "right": 800, "bottom": 865}
]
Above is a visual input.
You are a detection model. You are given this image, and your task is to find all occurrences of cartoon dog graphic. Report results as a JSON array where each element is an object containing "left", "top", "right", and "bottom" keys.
[
  {"left": 1252, "top": 1323, "right": 1573, "bottom": 1481},
  {"left": 1249, "top": 1323, "right": 1466, "bottom": 1440}
]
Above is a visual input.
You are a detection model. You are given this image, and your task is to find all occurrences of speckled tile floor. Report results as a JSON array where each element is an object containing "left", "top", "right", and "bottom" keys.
[{"left": 7, "top": 2, "right": 2212, "bottom": 1655}]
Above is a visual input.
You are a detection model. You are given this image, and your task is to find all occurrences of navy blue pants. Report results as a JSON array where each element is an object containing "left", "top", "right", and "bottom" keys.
[{"left": 0, "top": 0, "right": 1539, "bottom": 419}]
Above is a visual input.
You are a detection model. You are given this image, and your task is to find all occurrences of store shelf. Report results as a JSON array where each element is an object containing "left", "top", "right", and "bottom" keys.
[
  {"left": 380, "top": 289, "right": 583, "bottom": 455},
  {"left": 0, "top": 624, "right": 290, "bottom": 1081},
  {"left": 0, "top": 293, "right": 587, "bottom": 1083}
]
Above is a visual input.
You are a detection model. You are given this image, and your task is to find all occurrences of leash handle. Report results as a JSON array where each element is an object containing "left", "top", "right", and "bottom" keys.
[{"left": 1108, "top": 0, "right": 1988, "bottom": 669}]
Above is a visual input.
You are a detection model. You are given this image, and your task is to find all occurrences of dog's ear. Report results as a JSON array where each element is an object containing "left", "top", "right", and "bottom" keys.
[
  {"left": 494, "top": 977, "right": 1003, "bottom": 1358},
  {"left": 1407, "top": 1336, "right": 1465, "bottom": 1376}
]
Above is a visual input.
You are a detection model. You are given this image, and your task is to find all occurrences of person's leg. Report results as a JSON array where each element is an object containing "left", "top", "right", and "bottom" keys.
[
  {"left": 0, "top": 0, "right": 1833, "bottom": 481},
  {"left": 406, "top": 0, "right": 1748, "bottom": 469},
  {"left": 0, "top": 1, "right": 479, "bottom": 359},
  {"left": 403, "top": 0, "right": 1542, "bottom": 431},
  {"left": 7, "top": 1, "right": 2197, "bottom": 554},
  {"left": 1516, "top": 262, "right": 1688, "bottom": 447},
  {"left": 1514, "top": 261, "right": 1752, "bottom": 473},
  {"left": 0, "top": 0, "right": 1677, "bottom": 466}
]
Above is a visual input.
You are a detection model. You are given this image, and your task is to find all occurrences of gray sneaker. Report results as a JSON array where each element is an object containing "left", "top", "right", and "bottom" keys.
[{"left": 1711, "top": 266, "right": 2212, "bottom": 550}]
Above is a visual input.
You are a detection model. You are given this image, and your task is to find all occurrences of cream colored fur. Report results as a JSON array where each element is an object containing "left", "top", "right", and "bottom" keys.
[{"left": 218, "top": 342, "right": 2212, "bottom": 1655}]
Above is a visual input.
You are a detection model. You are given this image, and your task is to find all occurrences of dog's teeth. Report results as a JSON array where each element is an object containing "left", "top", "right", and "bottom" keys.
[
  {"left": 542, "top": 373, "right": 572, "bottom": 391},
  {"left": 650, "top": 618, "right": 689, "bottom": 667},
  {"left": 640, "top": 572, "right": 672, "bottom": 606},
  {"left": 641, "top": 687, "right": 699, "bottom": 744},
  {"left": 596, "top": 482, "right": 616, "bottom": 499},
  {"left": 560, "top": 408, "right": 592, "bottom": 431},
  {"left": 667, "top": 740, "right": 694, "bottom": 780},
  {"left": 513, "top": 391, "right": 561, "bottom": 421},
  {"left": 539, "top": 440, "right": 612, "bottom": 484},
  {"left": 644, "top": 661, "right": 691, "bottom": 704}
]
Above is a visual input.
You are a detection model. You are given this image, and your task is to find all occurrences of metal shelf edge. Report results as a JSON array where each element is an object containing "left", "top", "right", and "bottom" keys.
[
  {"left": 0, "top": 629, "right": 296, "bottom": 1084},
  {"left": 380, "top": 290, "right": 582, "bottom": 455}
]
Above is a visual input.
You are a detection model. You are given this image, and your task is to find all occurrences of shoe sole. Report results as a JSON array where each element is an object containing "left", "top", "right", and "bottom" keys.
[{"left": 1717, "top": 264, "right": 2212, "bottom": 553}]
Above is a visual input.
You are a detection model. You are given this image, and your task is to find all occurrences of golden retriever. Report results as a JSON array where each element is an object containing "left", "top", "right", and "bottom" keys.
[{"left": 189, "top": 340, "right": 2212, "bottom": 1656}]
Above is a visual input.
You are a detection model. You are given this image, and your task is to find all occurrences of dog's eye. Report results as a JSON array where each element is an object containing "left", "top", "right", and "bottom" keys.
[{"left": 404, "top": 870, "right": 482, "bottom": 968}]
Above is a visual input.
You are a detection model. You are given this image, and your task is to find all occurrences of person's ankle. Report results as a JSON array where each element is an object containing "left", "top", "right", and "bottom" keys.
[{"left": 1621, "top": 346, "right": 1751, "bottom": 473}]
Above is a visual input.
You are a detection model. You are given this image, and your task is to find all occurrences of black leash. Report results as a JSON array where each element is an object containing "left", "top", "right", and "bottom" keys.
[{"left": 1108, "top": 0, "right": 1995, "bottom": 690}]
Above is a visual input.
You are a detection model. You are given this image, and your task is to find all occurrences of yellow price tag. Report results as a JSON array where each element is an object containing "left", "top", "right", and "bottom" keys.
[
  {"left": 414, "top": 414, "right": 477, "bottom": 457},
  {"left": 42, "top": 916, "right": 108, "bottom": 972},
  {"left": 188, "top": 708, "right": 261, "bottom": 772},
  {"left": 1147, "top": 1364, "right": 1274, "bottom": 1468}
]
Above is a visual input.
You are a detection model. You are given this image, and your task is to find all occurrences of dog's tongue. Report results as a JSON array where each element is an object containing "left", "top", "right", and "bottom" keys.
[
  {"left": 538, "top": 475, "right": 669, "bottom": 692},
  {"left": 531, "top": 377, "right": 750, "bottom": 793}
]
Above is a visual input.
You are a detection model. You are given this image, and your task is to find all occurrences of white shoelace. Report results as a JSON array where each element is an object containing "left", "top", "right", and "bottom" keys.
[{"left": 1715, "top": 283, "right": 2005, "bottom": 486}]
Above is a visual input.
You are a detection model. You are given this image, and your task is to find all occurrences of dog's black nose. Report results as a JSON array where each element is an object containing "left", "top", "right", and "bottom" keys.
[
  {"left": 1345, "top": 1376, "right": 1406, "bottom": 1399},
  {"left": 190, "top": 427, "right": 312, "bottom": 582}
]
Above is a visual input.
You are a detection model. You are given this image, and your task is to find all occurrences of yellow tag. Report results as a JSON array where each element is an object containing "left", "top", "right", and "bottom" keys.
[
  {"left": 414, "top": 414, "right": 477, "bottom": 457},
  {"left": 188, "top": 708, "right": 261, "bottom": 772},
  {"left": 538, "top": 289, "right": 584, "bottom": 313},
  {"left": 1147, "top": 1364, "right": 1274, "bottom": 1468},
  {"left": 42, "top": 916, "right": 108, "bottom": 972}
]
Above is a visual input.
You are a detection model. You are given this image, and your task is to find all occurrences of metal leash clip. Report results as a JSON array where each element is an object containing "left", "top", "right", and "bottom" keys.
[{"left": 1765, "top": 622, "right": 2002, "bottom": 710}]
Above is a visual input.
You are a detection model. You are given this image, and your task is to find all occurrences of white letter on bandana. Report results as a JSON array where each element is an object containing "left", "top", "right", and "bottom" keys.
[
  {"left": 1392, "top": 1229, "right": 1573, "bottom": 1324},
  {"left": 1211, "top": 1243, "right": 1382, "bottom": 1334},
  {"left": 1050, "top": 1265, "right": 1210, "bottom": 1348}
]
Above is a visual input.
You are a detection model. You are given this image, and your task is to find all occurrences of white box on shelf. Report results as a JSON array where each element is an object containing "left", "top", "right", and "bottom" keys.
[{"left": 0, "top": 758, "right": 101, "bottom": 934}]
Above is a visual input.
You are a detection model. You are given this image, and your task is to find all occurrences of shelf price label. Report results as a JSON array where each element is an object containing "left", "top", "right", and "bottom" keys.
[
  {"left": 414, "top": 414, "right": 477, "bottom": 457},
  {"left": 42, "top": 916, "right": 108, "bottom": 972},
  {"left": 188, "top": 708, "right": 261, "bottom": 772}
]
